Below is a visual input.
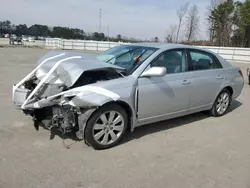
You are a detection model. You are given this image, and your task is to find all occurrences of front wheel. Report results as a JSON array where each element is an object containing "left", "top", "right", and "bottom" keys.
[
  {"left": 84, "top": 104, "right": 128, "bottom": 150},
  {"left": 210, "top": 88, "right": 231, "bottom": 117}
]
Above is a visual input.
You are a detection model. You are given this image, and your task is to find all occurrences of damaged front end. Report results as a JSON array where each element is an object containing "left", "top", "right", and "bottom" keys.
[{"left": 12, "top": 51, "right": 124, "bottom": 139}]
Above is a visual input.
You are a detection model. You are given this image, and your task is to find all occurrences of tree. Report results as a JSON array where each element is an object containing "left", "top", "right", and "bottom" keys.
[
  {"left": 186, "top": 5, "right": 199, "bottom": 42},
  {"left": 240, "top": 0, "right": 250, "bottom": 47},
  {"left": 206, "top": 0, "right": 247, "bottom": 47},
  {"left": 165, "top": 25, "right": 177, "bottom": 43},
  {"left": 240, "top": 0, "right": 250, "bottom": 31},
  {"left": 28, "top": 24, "right": 50, "bottom": 37},
  {"left": 91, "top": 32, "right": 106, "bottom": 41},
  {"left": 0, "top": 19, "right": 145, "bottom": 42},
  {"left": 206, "top": 0, "right": 225, "bottom": 42},
  {"left": 3, "top": 20, "right": 11, "bottom": 30},
  {"left": 10, "top": 24, "right": 16, "bottom": 34},
  {"left": 176, "top": 2, "right": 189, "bottom": 43},
  {"left": 116, "top": 34, "right": 122, "bottom": 41},
  {"left": 230, "top": 1, "right": 243, "bottom": 46},
  {"left": 208, "top": 0, "right": 235, "bottom": 46},
  {"left": 71, "top": 28, "right": 85, "bottom": 39},
  {"left": 99, "top": 33, "right": 105, "bottom": 41},
  {"left": 15, "top": 24, "right": 28, "bottom": 36},
  {"left": 0, "top": 22, "right": 2, "bottom": 35},
  {"left": 0, "top": 20, "right": 11, "bottom": 34},
  {"left": 52, "top": 27, "right": 71, "bottom": 39},
  {"left": 233, "top": 1, "right": 242, "bottom": 28}
]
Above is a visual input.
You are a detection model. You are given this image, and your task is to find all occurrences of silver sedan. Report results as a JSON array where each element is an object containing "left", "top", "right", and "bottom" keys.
[{"left": 12, "top": 43, "right": 244, "bottom": 149}]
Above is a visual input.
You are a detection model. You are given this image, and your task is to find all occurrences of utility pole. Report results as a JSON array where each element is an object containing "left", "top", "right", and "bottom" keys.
[
  {"left": 99, "top": 8, "right": 102, "bottom": 33},
  {"left": 107, "top": 26, "right": 109, "bottom": 41}
]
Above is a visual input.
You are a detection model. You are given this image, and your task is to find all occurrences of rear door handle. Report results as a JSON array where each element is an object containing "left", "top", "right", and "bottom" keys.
[
  {"left": 216, "top": 75, "right": 224, "bottom": 80},
  {"left": 182, "top": 80, "right": 191, "bottom": 85}
]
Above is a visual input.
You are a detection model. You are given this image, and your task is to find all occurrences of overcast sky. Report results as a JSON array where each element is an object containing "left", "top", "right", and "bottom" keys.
[{"left": 1, "top": 0, "right": 211, "bottom": 41}]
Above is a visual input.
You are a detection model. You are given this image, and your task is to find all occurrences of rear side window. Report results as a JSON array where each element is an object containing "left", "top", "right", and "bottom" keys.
[{"left": 189, "top": 50, "right": 222, "bottom": 71}]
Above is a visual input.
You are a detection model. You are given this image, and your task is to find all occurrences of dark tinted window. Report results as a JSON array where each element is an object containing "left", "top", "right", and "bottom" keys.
[
  {"left": 150, "top": 50, "right": 188, "bottom": 74},
  {"left": 189, "top": 50, "right": 221, "bottom": 71}
]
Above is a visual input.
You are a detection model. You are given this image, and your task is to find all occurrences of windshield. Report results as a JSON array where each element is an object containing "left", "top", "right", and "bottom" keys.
[{"left": 96, "top": 45, "right": 157, "bottom": 75}]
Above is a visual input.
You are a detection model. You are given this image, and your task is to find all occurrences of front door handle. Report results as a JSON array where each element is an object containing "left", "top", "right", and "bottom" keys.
[{"left": 182, "top": 80, "right": 191, "bottom": 85}]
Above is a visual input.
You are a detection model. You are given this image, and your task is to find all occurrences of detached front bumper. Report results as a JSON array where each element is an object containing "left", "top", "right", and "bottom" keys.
[{"left": 12, "top": 84, "right": 31, "bottom": 109}]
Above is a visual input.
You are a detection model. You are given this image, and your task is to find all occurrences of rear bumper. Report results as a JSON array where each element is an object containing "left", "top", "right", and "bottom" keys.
[{"left": 232, "top": 79, "right": 244, "bottom": 100}]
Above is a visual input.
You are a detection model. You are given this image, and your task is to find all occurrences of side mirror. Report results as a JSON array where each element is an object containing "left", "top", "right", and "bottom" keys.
[{"left": 140, "top": 67, "right": 166, "bottom": 77}]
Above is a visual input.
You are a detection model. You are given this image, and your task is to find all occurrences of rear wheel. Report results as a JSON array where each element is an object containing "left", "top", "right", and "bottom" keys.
[
  {"left": 84, "top": 104, "right": 128, "bottom": 150},
  {"left": 210, "top": 88, "right": 231, "bottom": 117}
]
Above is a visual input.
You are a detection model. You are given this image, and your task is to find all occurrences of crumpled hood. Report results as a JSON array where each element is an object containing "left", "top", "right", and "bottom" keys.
[{"left": 35, "top": 50, "right": 124, "bottom": 87}]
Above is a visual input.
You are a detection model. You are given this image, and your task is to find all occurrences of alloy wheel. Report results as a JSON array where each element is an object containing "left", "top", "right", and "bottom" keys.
[
  {"left": 216, "top": 92, "right": 230, "bottom": 115},
  {"left": 92, "top": 111, "right": 125, "bottom": 145}
]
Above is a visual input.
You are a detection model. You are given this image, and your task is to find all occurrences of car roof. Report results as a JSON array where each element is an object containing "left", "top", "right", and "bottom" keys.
[
  {"left": 130, "top": 42, "right": 185, "bottom": 49},
  {"left": 128, "top": 42, "right": 211, "bottom": 52}
]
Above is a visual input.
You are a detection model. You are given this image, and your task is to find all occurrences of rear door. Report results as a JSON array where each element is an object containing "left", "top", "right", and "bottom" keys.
[{"left": 187, "top": 49, "right": 224, "bottom": 109}]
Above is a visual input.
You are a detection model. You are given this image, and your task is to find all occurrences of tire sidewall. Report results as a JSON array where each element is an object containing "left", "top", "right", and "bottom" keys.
[{"left": 84, "top": 104, "right": 128, "bottom": 150}]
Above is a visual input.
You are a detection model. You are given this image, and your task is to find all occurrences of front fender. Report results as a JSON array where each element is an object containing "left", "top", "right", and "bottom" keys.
[{"left": 73, "top": 86, "right": 138, "bottom": 140}]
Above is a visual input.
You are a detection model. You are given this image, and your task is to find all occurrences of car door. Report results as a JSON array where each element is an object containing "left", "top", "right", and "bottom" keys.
[
  {"left": 187, "top": 49, "right": 224, "bottom": 110},
  {"left": 137, "top": 49, "right": 192, "bottom": 123}
]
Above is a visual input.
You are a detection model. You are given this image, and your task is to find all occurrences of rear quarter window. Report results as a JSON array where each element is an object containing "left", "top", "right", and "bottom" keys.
[{"left": 189, "top": 50, "right": 222, "bottom": 71}]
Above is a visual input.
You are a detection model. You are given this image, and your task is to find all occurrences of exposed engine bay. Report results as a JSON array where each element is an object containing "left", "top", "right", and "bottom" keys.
[
  {"left": 69, "top": 69, "right": 122, "bottom": 89},
  {"left": 25, "top": 69, "right": 122, "bottom": 99}
]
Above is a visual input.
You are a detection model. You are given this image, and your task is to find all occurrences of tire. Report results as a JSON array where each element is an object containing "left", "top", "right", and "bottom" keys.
[
  {"left": 84, "top": 103, "right": 128, "bottom": 150},
  {"left": 210, "top": 88, "right": 232, "bottom": 117}
]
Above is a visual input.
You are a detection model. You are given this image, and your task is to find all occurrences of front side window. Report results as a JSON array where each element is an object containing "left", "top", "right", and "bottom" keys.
[
  {"left": 150, "top": 50, "right": 188, "bottom": 74},
  {"left": 189, "top": 50, "right": 221, "bottom": 71}
]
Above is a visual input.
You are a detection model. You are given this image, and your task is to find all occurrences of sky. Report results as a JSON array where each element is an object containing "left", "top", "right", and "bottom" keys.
[{"left": 0, "top": 0, "right": 211, "bottom": 41}]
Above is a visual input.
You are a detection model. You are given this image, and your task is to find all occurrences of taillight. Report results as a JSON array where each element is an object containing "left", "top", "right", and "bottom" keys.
[{"left": 239, "top": 70, "right": 243, "bottom": 77}]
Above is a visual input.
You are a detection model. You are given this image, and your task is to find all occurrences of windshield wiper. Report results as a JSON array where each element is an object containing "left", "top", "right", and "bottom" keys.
[{"left": 133, "top": 49, "right": 146, "bottom": 64}]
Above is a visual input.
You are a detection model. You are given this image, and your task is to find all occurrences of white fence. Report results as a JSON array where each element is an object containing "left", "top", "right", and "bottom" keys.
[
  {"left": 46, "top": 38, "right": 126, "bottom": 51},
  {"left": 199, "top": 46, "right": 250, "bottom": 63},
  {"left": 45, "top": 38, "right": 250, "bottom": 63}
]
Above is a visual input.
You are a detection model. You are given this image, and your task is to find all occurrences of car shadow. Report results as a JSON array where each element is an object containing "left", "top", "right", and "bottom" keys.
[
  {"left": 34, "top": 123, "right": 82, "bottom": 149},
  {"left": 227, "top": 100, "right": 242, "bottom": 113},
  {"left": 119, "top": 100, "right": 242, "bottom": 146},
  {"left": 33, "top": 100, "right": 242, "bottom": 148}
]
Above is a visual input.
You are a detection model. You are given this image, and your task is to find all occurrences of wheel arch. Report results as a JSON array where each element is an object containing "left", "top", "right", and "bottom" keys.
[
  {"left": 101, "top": 100, "right": 135, "bottom": 133},
  {"left": 214, "top": 85, "right": 234, "bottom": 102},
  {"left": 76, "top": 100, "right": 135, "bottom": 141},
  {"left": 224, "top": 86, "right": 233, "bottom": 96}
]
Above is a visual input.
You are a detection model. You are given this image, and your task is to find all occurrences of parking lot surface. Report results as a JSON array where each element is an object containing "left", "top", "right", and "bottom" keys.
[{"left": 0, "top": 47, "right": 250, "bottom": 188}]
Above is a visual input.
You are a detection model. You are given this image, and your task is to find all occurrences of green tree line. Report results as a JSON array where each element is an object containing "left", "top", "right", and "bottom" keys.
[
  {"left": 207, "top": 0, "right": 250, "bottom": 47},
  {"left": 0, "top": 20, "right": 144, "bottom": 43}
]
